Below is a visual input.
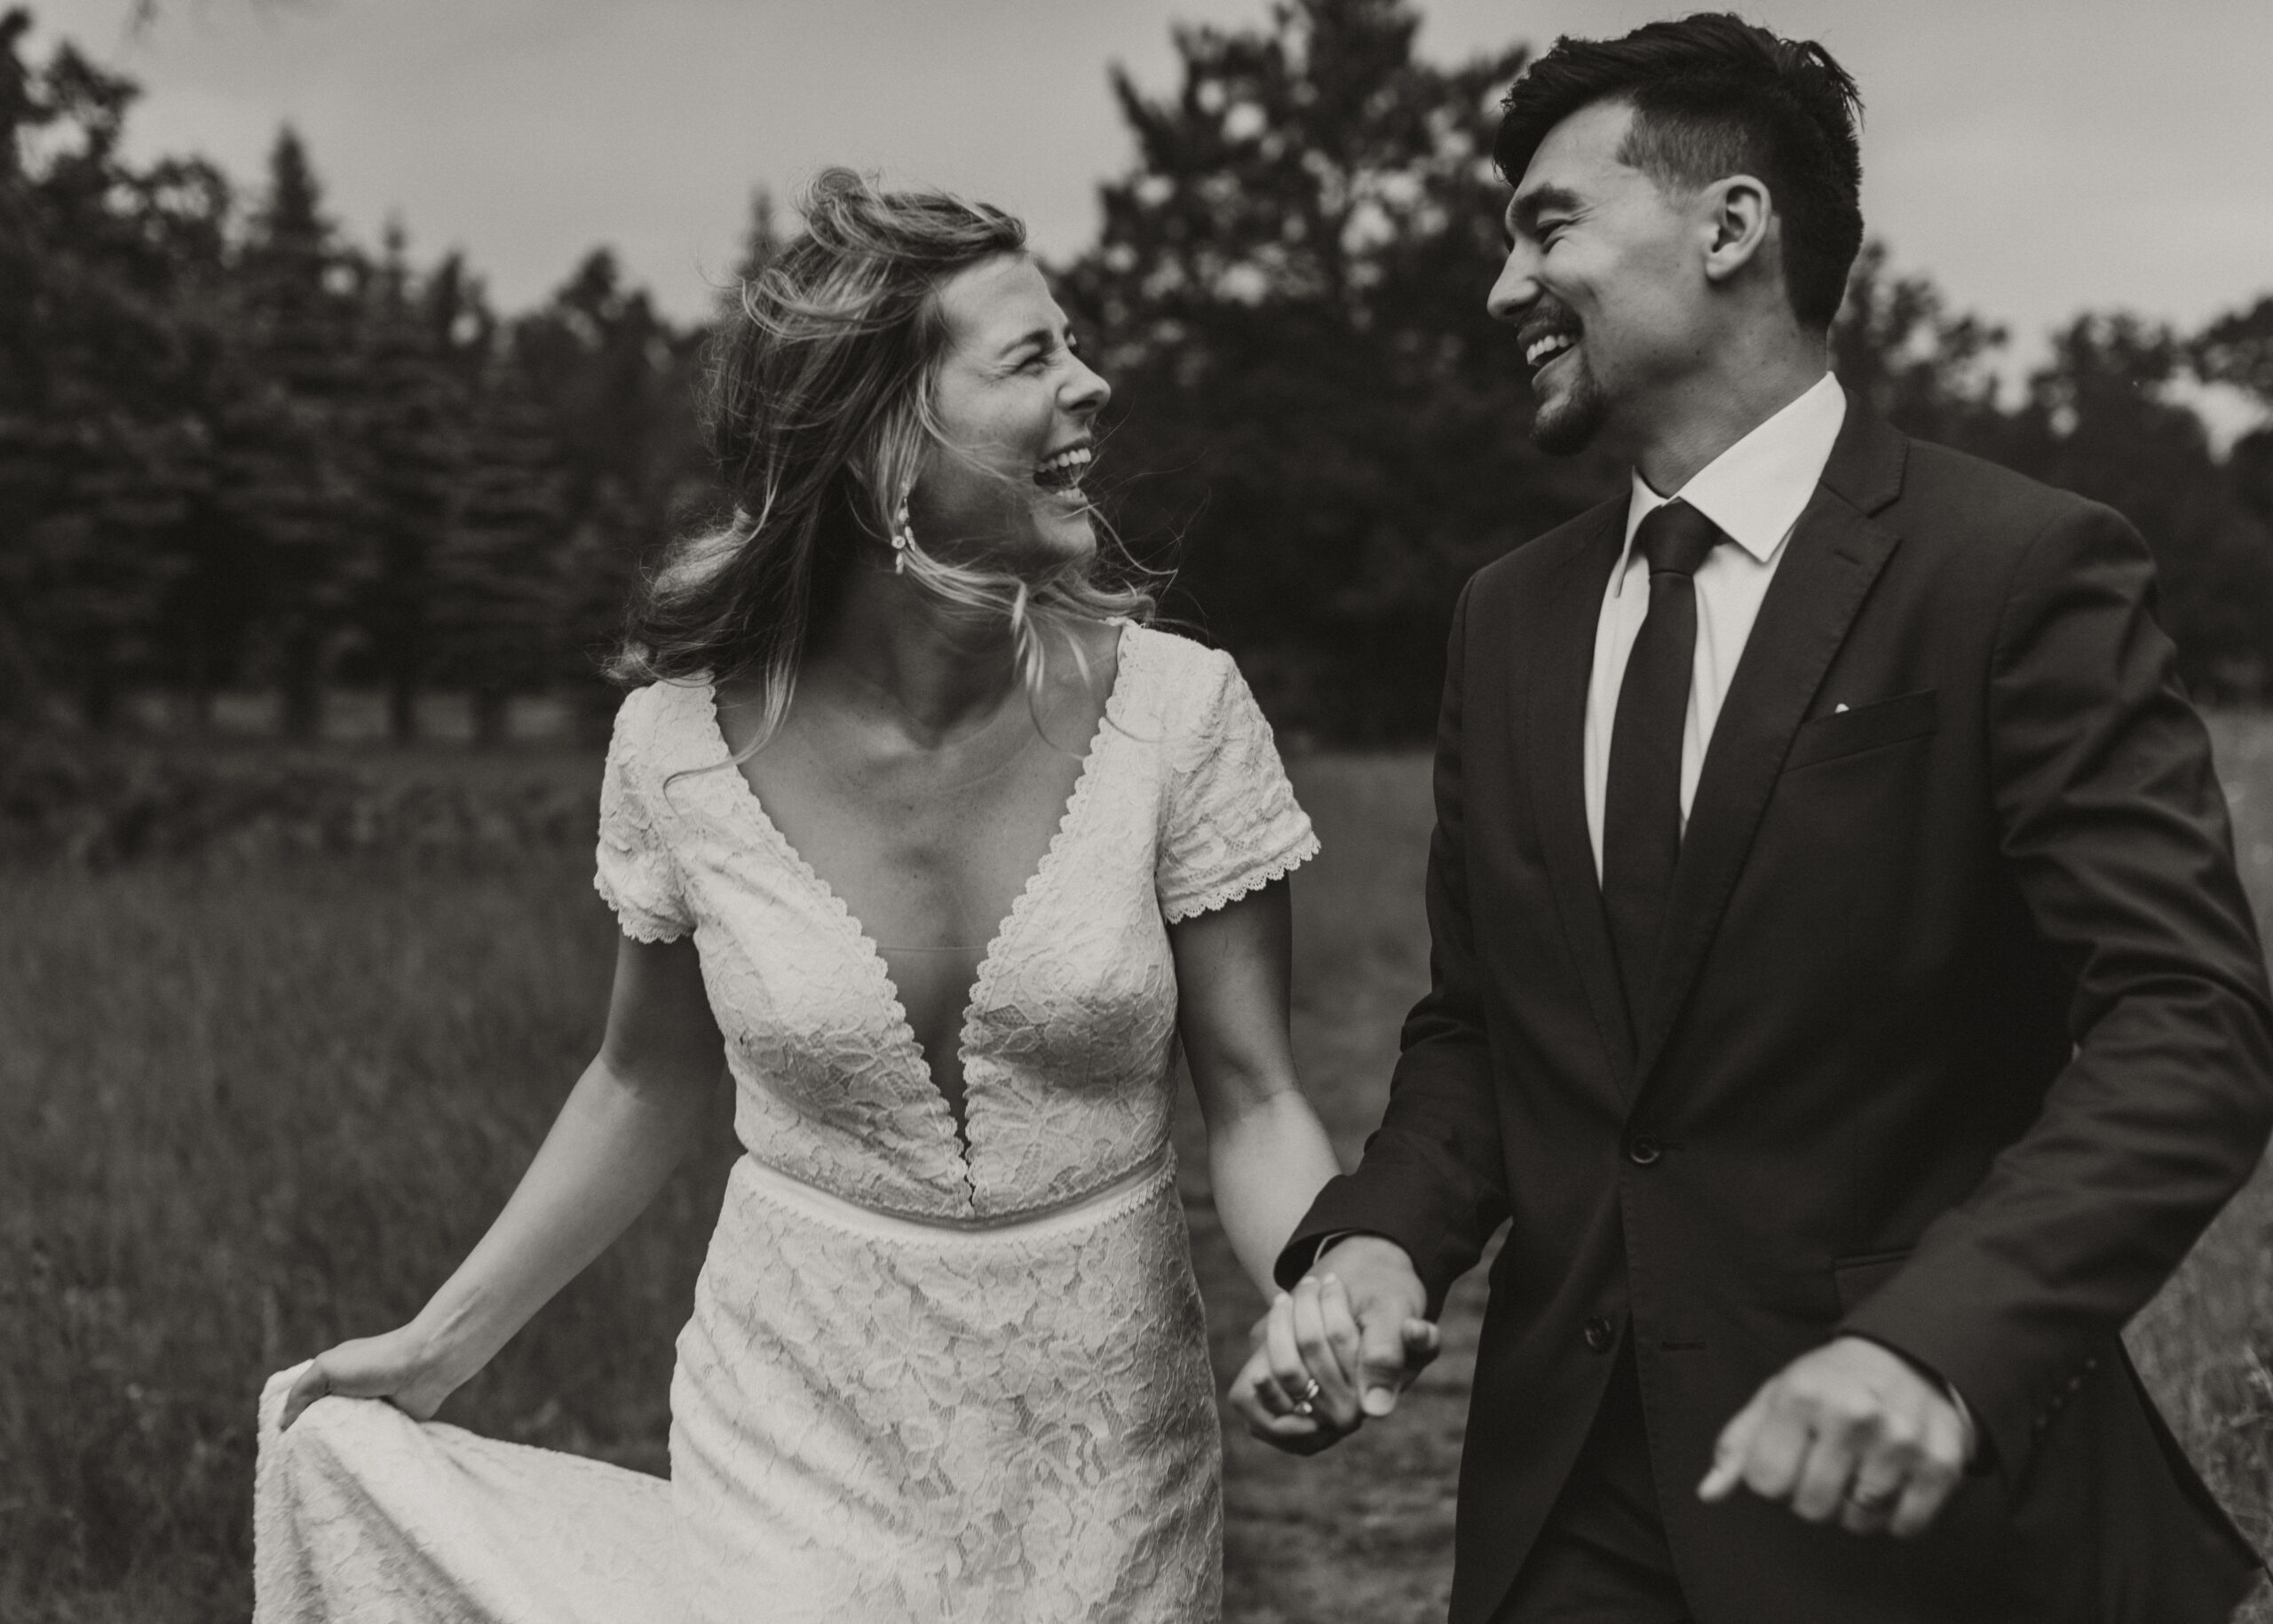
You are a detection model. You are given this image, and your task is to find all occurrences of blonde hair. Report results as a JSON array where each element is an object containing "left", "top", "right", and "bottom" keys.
[{"left": 608, "top": 168, "right": 1155, "bottom": 743}]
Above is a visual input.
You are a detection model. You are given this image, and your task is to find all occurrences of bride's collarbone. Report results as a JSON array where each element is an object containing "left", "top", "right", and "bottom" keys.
[{"left": 730, "top": 690, "right": 1105, "bottom": 955}]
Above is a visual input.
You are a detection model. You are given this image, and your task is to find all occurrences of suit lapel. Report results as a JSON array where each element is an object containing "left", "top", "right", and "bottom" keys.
[
  {"left": 1632, "top": 400, "right": 1909, "bottom": 1083},
  {"left": 1523, "top": 503, "right": 1638, "bottom": 1094}
]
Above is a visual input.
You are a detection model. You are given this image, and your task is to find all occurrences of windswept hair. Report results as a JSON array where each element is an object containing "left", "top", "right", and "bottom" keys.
[
  {"left": 1495, "top": 14, "right": 1865, "bottom": 330},
  {"left": 607, "top": 168, "right": 1153, "bottom": 742}
]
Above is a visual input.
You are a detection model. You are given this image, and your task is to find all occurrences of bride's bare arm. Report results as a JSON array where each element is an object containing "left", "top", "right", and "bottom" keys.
[
  {"left": 1168, "top": 877, "right": 1341, "bottom": 1301},
  {"left": 281, "top": 932, "right": 723, "bottom": 1429}
]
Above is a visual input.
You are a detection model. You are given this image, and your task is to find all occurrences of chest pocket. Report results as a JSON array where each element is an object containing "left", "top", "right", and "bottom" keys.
[{"left": 1785, "top": 687, "right": 1937, "bottom": 771}]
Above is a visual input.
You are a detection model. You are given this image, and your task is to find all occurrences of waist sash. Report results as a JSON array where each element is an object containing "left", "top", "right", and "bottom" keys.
[{"left": 733, "top": 1146, "right": 1175, "bottom": 1242}]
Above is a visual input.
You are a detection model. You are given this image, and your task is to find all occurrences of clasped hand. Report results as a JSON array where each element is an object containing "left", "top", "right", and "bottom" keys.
[
  {"left": 1227, "top": 1236, "right": 1439, "bottom": 1453},
  {"left": 1227, "top": 1240, "right": 1971, "bottom": 1541}
]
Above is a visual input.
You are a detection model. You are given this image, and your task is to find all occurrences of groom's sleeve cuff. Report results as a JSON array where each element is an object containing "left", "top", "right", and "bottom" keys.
[
  {"left": 1843, "top": 1332, "right": 1986, "bottom": 1472},
  {"left": 1288, "top": 1231, "right": 1359, "bottom": 1280},
  {"left": 1274, "top": 1229, "right": 1401, "bottom": 1292}
]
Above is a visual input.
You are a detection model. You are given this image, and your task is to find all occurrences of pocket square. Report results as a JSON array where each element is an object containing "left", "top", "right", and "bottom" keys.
[{"left": 1786, "top": 688, "right": 1938, "bottom": 769}]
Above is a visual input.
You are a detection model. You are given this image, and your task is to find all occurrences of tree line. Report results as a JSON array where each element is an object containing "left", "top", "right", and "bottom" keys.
[
  {"left": 2, "top": 5, "right": 717, "bottom": 741},
  {"left": 7, "top": 0, "right": 2272, "bottom": 745}
]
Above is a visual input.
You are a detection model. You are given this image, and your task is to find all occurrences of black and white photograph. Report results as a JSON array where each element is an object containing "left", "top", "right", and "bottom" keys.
[{"left": 6, "top": 2, "right": 2273, "bottom": 1620}]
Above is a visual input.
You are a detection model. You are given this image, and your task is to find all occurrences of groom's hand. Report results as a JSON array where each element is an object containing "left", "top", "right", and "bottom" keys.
[
  {"left": 1313, "top": 1236, "right": 1437, "bottom": 1418},
  {"left": 1226, "top": 1238, "right": 1437, "bottom": 1454},
  {"left": 1699, "top": 1335, "right": 1974, "bottom": 1538}
]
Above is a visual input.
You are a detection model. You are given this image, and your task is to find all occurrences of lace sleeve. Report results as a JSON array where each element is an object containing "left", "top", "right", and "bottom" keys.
[
  {"left": 1156, "top": 646, "right": 1319, "bottom": 922},
  {"left": 593, "top": 689, "right": 695, "bottom": 944}
]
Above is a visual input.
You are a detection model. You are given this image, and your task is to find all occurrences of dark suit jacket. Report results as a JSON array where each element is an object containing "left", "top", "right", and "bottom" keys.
[{"left": 1282, "top": 396, "right": 2273, "bottom": 1624}]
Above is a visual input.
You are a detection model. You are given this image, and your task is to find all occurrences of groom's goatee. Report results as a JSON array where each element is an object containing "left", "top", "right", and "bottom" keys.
[{"left": 1530, "top": 377, "right": 1606, "bottom": 455}]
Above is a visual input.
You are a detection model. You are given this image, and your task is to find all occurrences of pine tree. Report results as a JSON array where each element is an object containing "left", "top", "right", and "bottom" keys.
[
  {"left": 1062, "top": 0, "right": 1572, "bottom": 738},
  {"left": 1831, "top": 242, "right": 2012, "bottom": 453},
  {"left": 717, "top": 186, "right": 782, "bottom": 316},
  {"left": 511, "top": 250, "right": 709, "bottom": 725},
  {"left": 223, "top": 125, "right": 366, "bottom": 739},
  {"left": 2194, "top": 297, "right": 2273, "bottom": 412},
  {"left": 353, "top": 221, "right": 466, "bottom": 741},
  {"left": 0, "top": 10, "right": 232, "bottom": 727},
  {"left": 2016, "top": 316, "right": 2273, "bottom": 699},
  {"left": 2200, "top": 299, "right": 2273, "bottom": 617},
  {"left": 434, "top": 341, "right": 568, "bottom": 747}
]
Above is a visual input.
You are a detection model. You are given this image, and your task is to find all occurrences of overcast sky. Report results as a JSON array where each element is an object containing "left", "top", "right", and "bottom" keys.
[{"left": 29, "top": 0, "right": 2273, "bottom": 368}]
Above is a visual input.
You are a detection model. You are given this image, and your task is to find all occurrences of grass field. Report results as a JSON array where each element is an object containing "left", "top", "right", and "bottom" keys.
[{"left": 4, "top": 732, "right": 2272, "bottom": 1620}]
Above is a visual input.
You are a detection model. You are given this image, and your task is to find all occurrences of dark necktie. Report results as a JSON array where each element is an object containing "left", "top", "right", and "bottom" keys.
[{"left": 1602, "top": 498, "right": 1723, "bottom": 1032}]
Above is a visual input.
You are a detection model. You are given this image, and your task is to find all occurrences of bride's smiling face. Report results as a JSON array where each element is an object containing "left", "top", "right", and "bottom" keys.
[{"left": 910, "top": 253, "right": 1109, "bottom": 572}]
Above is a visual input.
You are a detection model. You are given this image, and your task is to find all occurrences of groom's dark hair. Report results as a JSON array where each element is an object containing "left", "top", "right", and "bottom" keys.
[{"left": 1494, "top": 13, "right": 1864, "bottom": 331}]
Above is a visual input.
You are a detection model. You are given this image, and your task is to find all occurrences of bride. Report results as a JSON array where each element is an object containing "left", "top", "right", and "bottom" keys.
[{"left": 256, "top": 169, "right": 1348, "bottom": 1622}]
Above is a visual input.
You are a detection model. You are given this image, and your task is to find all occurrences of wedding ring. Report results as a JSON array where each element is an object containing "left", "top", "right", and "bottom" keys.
[
  {"left": 1845, "top": 1481, "right": 1900, "bottom": 1513},
  {"left": 1292, "top": 1377, "right": 1322, "bottom": 1418}
]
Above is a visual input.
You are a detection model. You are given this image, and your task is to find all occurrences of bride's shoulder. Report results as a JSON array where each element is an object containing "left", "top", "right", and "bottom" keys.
[
  {"left": 1114, "top": 625, "right": 1271, "bottom": 769},
  {"left": 1117, "top": 622, "right": 1236, "bottom": 704},
  {"left": 605, "top": 678, "right": 716, "bottom": 768}
]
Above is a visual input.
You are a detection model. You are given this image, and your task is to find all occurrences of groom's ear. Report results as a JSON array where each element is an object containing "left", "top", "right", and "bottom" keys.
[{"left": 1699, "top": 174, "right": 1777, "bottom": 288}]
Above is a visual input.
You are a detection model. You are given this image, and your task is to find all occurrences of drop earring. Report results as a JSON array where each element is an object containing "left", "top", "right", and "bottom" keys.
[{"left": 891, "top": 502, "right": 914, "bottom": 575}]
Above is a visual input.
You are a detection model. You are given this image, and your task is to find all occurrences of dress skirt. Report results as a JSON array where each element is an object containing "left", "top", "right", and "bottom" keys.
[
  {"left": 669, "top": 1149, "right": 1222, "bottom": 1623},
  {"left": 255, "top": 1149, "right": 1222, "bottom": 1624},
  {"left": 253, "top": 1369, "right": 677, "bottom": 1623}
]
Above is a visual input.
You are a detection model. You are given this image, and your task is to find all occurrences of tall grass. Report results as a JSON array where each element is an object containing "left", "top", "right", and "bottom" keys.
[
  {"left": 0, "top": 852, "right": 738, "bottom": 1620},
  {"left": 4, "top": 741, "right": 2270, "bottom": 1620}
]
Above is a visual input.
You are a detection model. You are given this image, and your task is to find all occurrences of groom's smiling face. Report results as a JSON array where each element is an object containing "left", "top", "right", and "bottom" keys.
[{"left": 1489, "top": 99, "right": 1715, "bottom": 456}]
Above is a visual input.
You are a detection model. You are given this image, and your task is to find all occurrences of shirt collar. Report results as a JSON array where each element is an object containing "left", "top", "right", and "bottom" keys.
[{"left": 1616, "top": 373, "right": 1848, "bottom": 590}]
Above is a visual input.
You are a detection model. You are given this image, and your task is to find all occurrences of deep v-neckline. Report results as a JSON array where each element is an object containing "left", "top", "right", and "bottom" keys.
[{"left": 699, "top": 623, "right": 1133, "bottom": 1180}]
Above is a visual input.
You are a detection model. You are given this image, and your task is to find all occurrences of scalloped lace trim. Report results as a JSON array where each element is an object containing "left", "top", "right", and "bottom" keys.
[
  {"left": 591, "top": 871, "right": 689, "bottom": 943},
  {"left": 1160, "top": 830, "right": 1321, "bottom": 922},
  {"left": 955, "top": 626, "right": 1143, "bottom": 1083}
]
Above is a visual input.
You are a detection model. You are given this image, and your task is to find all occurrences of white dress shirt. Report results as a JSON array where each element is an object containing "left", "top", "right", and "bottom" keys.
[{"left": 1582, "top": 373, "right": 1848, "bottom": 878}]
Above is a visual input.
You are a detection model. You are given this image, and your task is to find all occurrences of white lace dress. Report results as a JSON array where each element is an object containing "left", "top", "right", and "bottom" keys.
[{"left": 254, "top": 624, "right": 1319, "bottom": 1623}]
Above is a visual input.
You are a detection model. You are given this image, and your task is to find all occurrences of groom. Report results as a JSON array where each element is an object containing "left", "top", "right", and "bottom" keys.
[{"left": 1232, "top": 15, "right": 2273, "bottom": 1623}]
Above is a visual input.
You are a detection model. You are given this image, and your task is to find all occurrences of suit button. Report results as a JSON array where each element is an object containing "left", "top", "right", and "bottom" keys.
[
  {"left": 1583, "top": 1316, "right": 1615, "bottom": 1353},
  {"left": 1627, "top": 1136, "right": 1662, "bottom": 1167}
]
